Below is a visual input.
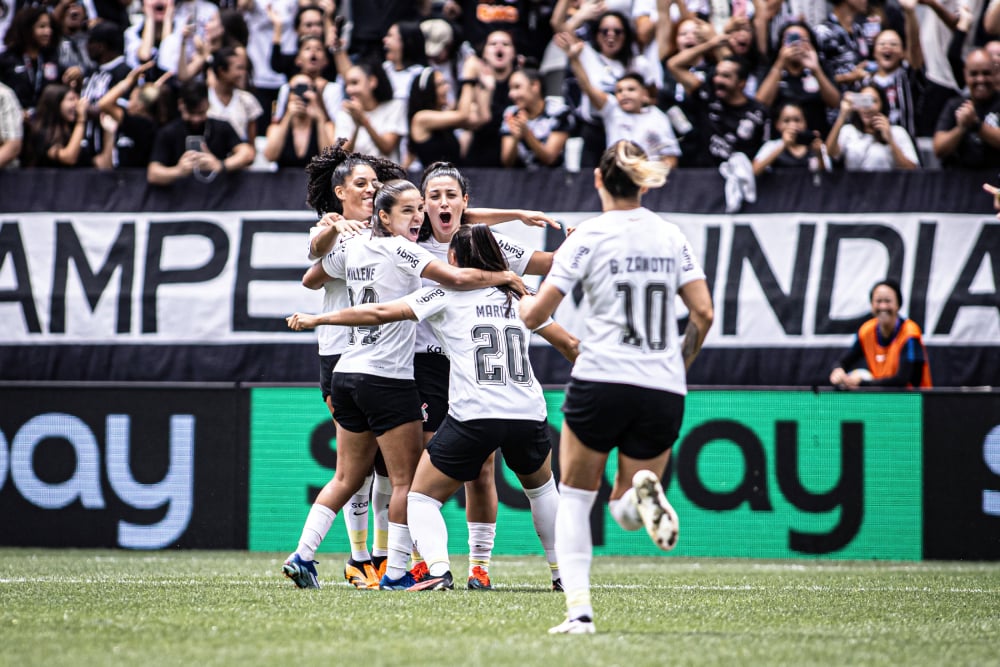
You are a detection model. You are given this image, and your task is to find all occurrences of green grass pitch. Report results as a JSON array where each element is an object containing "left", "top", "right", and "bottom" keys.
[{"left": 1, "top": 549, "right": 998, "bottom": 667}]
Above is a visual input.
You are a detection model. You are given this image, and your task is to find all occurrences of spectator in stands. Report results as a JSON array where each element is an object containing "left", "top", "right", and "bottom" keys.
[
  {"left": 208, "top": 45, "right": 263, "bottom": 142},
  {"left": 268, "top": 3, "right": 336, "bottom": 81},
  {"left": 461, "top": 29, "right": 518, "bottom": 167},
  {"left": 933, "top": 48, "right": 1000, "bottom": 169},
  {"left": 335, "top": 60, "right": 407, "bottom": 163},
  {"left": 829, "top": 279, "right": 932, "bottom": 389},
  {"left": 407, "top": 65, "right": 490, "bottom": 167},
  {"left": 55, "top": 0, "right": 93, "bottom": 74},
  {"left": 866, "top": 1, "right": 923, "bottom": 139},
  {"left": 667, "top": 52, "right": 770, "bottom": 165},
  {"left": 271, "top": 35, "right": 340, "bottom": 125},
  {"left": 658, "top": 14, "right": 714, "bottom": 105},
  {"left": 755, "top": 21, "right": 840, "bottom": 138},
  {"left": 912, "top": 0, "right": 961, "bottom": 136},
  {"left": 147, "top": 79, "right": 254, "bottom": 185},
  {"left": 752, "top": 101, "right": 831, "bottom": 174},
  {"left": 156, "top": 0, "right": 220, "bottom": 75},
  {"left": 500, "top": 65, "right": 573, "bottom": 167},
  {"left": 826, "top": 85, "right": 919, "bottom": 169},
  {"left": 1, "top": 7, "right": 74, "bottom": 112},
  {"left": 80, "top": 22, "right": 130, "bottom": 106},
  {"left": 96, "top": 60, "right": 172, "bottom": 169},
  {"left": 568, "top": 10, "right": 660, "bottom": 166},
  {"left": 125, "top": 0, "right": 174, "bottom": 78},
  {"left": 814, "top": 0, "right": 871, "bottom": 96},
  {"left": 21, "top": 83, "right": 114, "bottom": 168},
  {"left": 0, "top": 80, "right": 23, "bottom": 168},
  {"left": 262, "top": 72, "right": 335, "bottom": 168},
  {"left": 241, "top": 0, "right": 297, "bottom": 138},
  {"left": 421, "top": 18, "right": 459, "bottom": 105},
  {"left": 347, "top": 0, "right": 427, "bottom": 63},
  {"left": 383, "top": 20, "right": 428, "bottom": 101},
  {"left": 558, "top": 32, "right": 680, "bottom": 167}
]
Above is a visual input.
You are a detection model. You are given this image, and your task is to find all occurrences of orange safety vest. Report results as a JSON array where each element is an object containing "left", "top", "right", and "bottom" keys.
[{"left": 857, "top": 317, "right": 933, "bottom": 388}]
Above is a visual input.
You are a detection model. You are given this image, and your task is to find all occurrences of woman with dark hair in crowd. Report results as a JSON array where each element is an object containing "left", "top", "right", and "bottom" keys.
[
  {"left": 520, "top": 140, "right": 714, "bottom": 634},
  {"left": 96, "top": 60, "right": 174, "bottom": 169},
  {"left": 826, "top": 84, "right": 918, "bottom": 171},
  {"left": 752, "top": 102, "right": 831, "bottom": 176},
  {"left": 21, "top": 82, "right": 113, "bottom": 168},
  {"left": 500, "top": 66, "right": 573, "bottom": 168},
  {"left": 382, "top": 20, "right": 427, "bottom": 101},
  {"left": 284, "top": 178, "right": 525, "bottom": 591},
  {"left": 0, "top": 6, "right": 72, "bottom": 111},
  {"left": 336, "top": 59, "right": 407, "bottom": 163},
  {"left": 829, "top": 279, "right": 932, "bottom": 388},
  {"left": 207, "top": 44, "right": 262, "bottom": 142},
  {"left": 263, "top": 72, "right": 335, "bottom": 168},
  {"left": 287, "top": 222, "right": 577, "bottom": 592},
  {"left": 406, "top": 65, "right": 492, "bottom": 167}
]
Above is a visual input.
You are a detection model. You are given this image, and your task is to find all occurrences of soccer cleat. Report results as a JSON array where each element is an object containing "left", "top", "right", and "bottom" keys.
[
  {"left": 548, "top": 616, "right": 596, "bottom": 635},
  {"left": 551, "top": 578, "right": 564, "bottom": 592},
  {"left": 407, "top": 570, "right": 454, "bottom": 591},
  {"left": 282, "top": 553, "right": 320, "bottom": 589},
  {"left": 467, "top": 566, "right": 493, "bottom": 590},
  {"left": 632, "top": 470, "right": 679, "bottom": 551},
  {"left": 379, "top": 571, "right": 417, "bottom": 590},
  {"left": 409, "top": 560, "right": 429, "bottom": 583},
  {"left": 372, "top": 555, "right": 387, "bottom": 580},
  {"left": 344, "top": 558, "right": 379, "bottom": 589}
]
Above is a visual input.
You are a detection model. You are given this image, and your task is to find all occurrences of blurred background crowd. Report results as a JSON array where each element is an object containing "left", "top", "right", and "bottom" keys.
[{"left": 1, "top": 0, "right": 998, "bottom": 181}]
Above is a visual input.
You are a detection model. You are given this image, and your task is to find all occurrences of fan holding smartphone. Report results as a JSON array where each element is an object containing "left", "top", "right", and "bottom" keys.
[
  {"left": 752, "top": 102, "right": 832, "bottom": 176},
  {"left": 825, "top": 85, "right": 919, "bottom": 171}
]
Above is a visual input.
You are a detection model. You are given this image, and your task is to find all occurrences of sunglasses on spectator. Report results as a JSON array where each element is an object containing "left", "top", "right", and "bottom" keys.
[{"left": 599, "top": 28, "right": 624, "bottom": 36}]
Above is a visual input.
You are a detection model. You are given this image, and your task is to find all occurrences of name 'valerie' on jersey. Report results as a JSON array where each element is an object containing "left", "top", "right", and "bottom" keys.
[{"left": 609, "top": 256, "right": 676, "bottom": 274}]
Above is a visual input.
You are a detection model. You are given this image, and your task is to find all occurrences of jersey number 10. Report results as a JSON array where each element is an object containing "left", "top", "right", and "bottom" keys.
[{"left": 616, "top": 282, "right": 669, "bottom": 351}]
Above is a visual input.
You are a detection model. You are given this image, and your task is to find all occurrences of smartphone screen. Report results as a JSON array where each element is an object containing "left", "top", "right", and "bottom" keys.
[{"left": 185, "top": 135, "right": 204, "bottom": 153}]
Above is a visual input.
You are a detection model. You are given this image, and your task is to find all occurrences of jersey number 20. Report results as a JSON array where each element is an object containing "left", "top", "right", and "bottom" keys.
[{"left": 472, "top": 324, "right": 531, "bottom": 385}]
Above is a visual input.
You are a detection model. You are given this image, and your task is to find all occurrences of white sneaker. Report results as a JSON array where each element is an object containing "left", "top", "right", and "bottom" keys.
[
  {"left": 548, "top": 617, "right": 596, "bottom": 635},
  {"left": 632, "top": 470, "right": 679, "bottom": 551}
]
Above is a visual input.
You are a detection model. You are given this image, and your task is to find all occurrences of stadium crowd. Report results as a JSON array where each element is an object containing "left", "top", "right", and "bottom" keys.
[{"left": 2, "top": 0, "right": 1000, "bottom": 177}]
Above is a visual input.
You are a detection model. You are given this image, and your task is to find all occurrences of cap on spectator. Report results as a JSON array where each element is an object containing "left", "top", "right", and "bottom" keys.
[{"left": 421, "top": 19, "right": 453, "bottom": 59}]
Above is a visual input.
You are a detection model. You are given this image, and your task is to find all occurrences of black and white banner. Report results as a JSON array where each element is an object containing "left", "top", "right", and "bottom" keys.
[{"left": 2, "top": 212, "right": 996, "bottom": 347}]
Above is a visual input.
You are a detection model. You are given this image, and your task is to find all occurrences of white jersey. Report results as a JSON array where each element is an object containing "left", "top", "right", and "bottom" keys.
[
  {"left": 599, "top": 98, "right": 680, "bottom": 161},
  {"left": 309, "top": 226, "right": 351, "bottom": 356},
  {"left": 321, "top": 235, "right": 434, "bottom": 378},
  {"left": 413, "top": 229, "right": 534, "bottom": 355},
  {"left": 544, "top": 207, "right": 705, "bottom": 394},
  {"left": 406, "top": 286, "right": 548, "bottom": 422}
]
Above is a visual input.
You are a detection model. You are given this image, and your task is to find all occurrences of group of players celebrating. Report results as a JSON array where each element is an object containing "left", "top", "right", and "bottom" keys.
[{"left": 282, "top": 138, "right": 714, "bottom": 635}]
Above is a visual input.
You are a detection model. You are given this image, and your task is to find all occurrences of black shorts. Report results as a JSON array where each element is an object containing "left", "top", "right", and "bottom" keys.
[
  {"left": 318, "top": 354, "right": 342, "bottom": 401},
  {"left": 427, "top": 416, "right": 552, "bottom": 482},
  {"left": 331, "top": 372, "right": 423, "bottom": 436},
  {"left": 414, "top": 353, "right": 450, "bottom": 433},
  {"left": 562, "top": 378, "right": 685, "bottom": 459}
]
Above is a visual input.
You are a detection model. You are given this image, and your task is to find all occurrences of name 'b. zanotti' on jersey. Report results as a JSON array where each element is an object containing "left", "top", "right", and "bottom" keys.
[{"left": 545, "top": 208, "right": 706, "bottom": 394}]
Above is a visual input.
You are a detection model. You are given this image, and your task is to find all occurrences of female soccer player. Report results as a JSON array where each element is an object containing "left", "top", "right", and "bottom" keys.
[
  {"left": 288, "top": 179, "right": 524, "bottom": 591},
  {"left": 284, "top": 141, "right": 405, "bottom": 591},
  {"left": 288, "top": 224, "right": 577, "bottom": 591},
  {"left": 414, "top": 162, "right": 556, "bottom": 590},
  {"left": 519, "top": 140, "right": 714, "bottom": 634}
]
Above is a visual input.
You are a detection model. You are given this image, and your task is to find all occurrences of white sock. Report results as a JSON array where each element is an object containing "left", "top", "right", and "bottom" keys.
[
  {"left": 385, "top": 521, "right": 413, "bottom": 580},
  {"left": 467, "top": 522, "right": 495, "bottom": 576},
  {"left": 555, "top": 484, "right": 596, "bottom": 621},
  {"left": 407, "top": 492, "right": 450, "bottom": 576},
  {"left": 524, "top": 475, "right": 560, "bottom": 581},
  {"left": 295, "top": 504, "right": 337, "bottom": 562},
  {"left": 345, "top": 474, "right": 373, "bottom": 561},
  {"left": 609, "top": 487, "right": 643, "bottom": 531},
  {"left": 372, "top": 473, "right": 392, "bottom": 558}
]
